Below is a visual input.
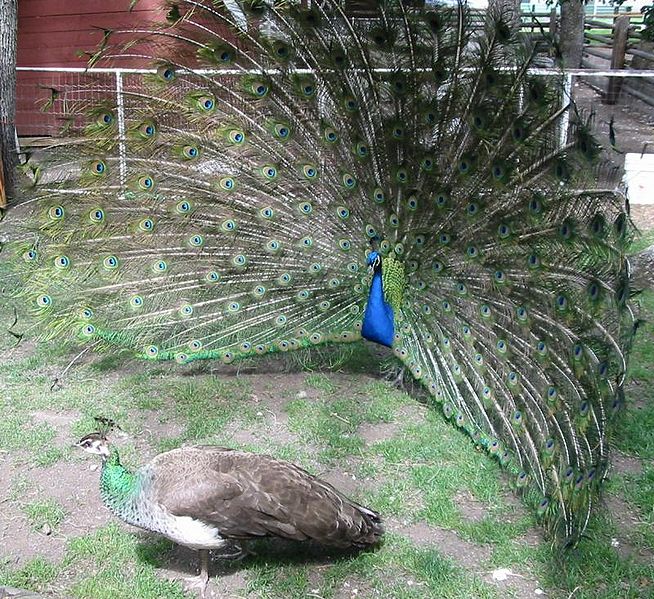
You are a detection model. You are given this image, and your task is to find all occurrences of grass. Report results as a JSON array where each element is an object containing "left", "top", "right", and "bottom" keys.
[
  {"left": 23, "top": 499, "right": 67, "bottom": 532},
  {"left": 0, "top": 244, "right": 653, "bottom": 598}
]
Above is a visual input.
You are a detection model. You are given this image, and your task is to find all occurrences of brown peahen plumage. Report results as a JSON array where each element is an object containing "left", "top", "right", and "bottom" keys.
[
  {"left": 76, "top": 430, "right": 383, "bottom": 596},
  {"left": 5, "top": 1, "right": 635, "bottom": 546}
]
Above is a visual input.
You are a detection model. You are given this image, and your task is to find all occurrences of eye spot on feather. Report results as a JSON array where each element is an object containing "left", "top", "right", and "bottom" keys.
[
  {"left": 175, "top": 353, "right": 189, "bottom": 364},
  {"left": 176, "top": 200, "right": 192, "bottom": 214},
  {"left": 261, "top": 165, "right": 277, "bottom": 180},
  {"left": 23, "top": 249, "right": 38, "bottom": 262},
  {"left": 372, "top": 188, "right": 385, "bottom": 204},
  {"left": 266, "top": 239, "right": 281, "bottom": 253},
  {"left": 139, "top": 122, "right": 156, "bottom": 139},
  {"left": 198, "top": 96, "right": 215, "bottom": 111},
  {"left": 273, "top": 123, "right": 291, "bottom": 140},
  {"left": 99, "top": 112, "right": 114, "bottom": 125},
  {"left": 81, "top": 324, "right": 96, "bottom": 337},
  {"left": 226, "top": 302, "right": 240, "bottom": 313},
  {"left": 344, "top": 96, "right": 358, "bottom": 112},
  {"left": 232, "top": 254, "right": 247, "bottom": 267},
  {"left": 420, "top": 156, "right": 434, "bottom": 171},
  {"left": 152, "top": 259, "right": 168, "bottom": 273},
  {"left": 36, "top": 294, "right": 52, "bottom": 308},
  {"left": 179, "top": 304, "right": 194, "bottom": 317},
  {"left": 80, "top": 307, "right": 94, "bottom": 319},
  {"left": 205, "top": 271, "right": 220, "bottom": 283},
  {"left": 145, "top": 345, "right": 159, "bottom": 358},
  {"left": 182, "top": 145, "right": 199, "bottom": 159},
  {"left": 130, "top": 295, "right": 144, "bottom": 309},
  {"left": 103, "top": 255, "right": 120, "bottom": 270},
  {"left": 138, "top": 176, "right": 154, "bottom": 190},
  {"left": 434, "top": 192, "right": 448, "bottom": 208},
  {"left": 324, "top": 128, "right": 338, "bottom": 143},
  {"left": 302, "top": 164, "right": 318, "bottom": 180},
  {"left": 49, "top": 205, "right": 65, "bottom": 220},
  {"left": 228, "top": 130, "right": 245, "bottom": 145},
  {"left": 91, "top": 160, "right": 107, "bottom": 176},
  {"left": 158, "top": 66, "right": 175, "bottom": 82},
  {"left": 54, "top": 255, "right": 70, "bottom": 270},
  {"left": 298, "top": 202, "right": 313, "bottom": 215},
  {"left": 342, "top": 173, "right": 357, "bottom": 189},
  {"left": 221, "top": 219, "right": 237, "bottom": 232}
]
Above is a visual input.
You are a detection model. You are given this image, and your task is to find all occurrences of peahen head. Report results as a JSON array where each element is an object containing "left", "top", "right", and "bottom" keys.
[{"left": 76, "top": 432, "right": 111, "bottom": 459}]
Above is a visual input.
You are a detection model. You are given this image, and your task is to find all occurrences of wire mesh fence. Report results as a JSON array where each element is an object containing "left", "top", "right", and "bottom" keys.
[{"left": 14, "top": 65, "right": 654, "bottom": 203}]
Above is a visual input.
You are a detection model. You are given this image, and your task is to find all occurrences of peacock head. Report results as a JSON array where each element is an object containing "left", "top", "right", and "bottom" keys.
[{"left": 76, "top": 432, "right": 111, "bottom": 460}]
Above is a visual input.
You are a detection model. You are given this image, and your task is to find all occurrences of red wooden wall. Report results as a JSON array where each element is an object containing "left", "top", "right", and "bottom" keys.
[{"left": 16, "top": 0, "right": 164, "bottom": 136}]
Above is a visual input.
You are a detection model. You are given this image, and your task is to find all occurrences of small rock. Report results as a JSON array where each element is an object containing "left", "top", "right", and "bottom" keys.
[
  {"left": 90, "top": 464, "right": 98, "bottom": 472},
  {"left": 611, "top": 537, "right": 620, "bottom": 547},
  {"left": 41, "top": 523, "right": 52, "bottom": 536},
  {"left": 491, "top": 568, "right": 513, "bottom": 581},
  {"left": 535, "top": 589, "right": 545, "bottom": 595},
  {"left": 296, "top": 390, "right": 308, "bottom": 399}
]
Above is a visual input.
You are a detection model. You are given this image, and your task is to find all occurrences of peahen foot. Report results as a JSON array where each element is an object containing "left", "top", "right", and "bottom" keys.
[
  {"left": 183, "top": 549, "right": 210, "bottom": 598},
  {"left": 183, "top": 544, "right": 247, "bottom": 597},
  {"left": 214, "top": 541, "right": 248, "bottom": 561}
]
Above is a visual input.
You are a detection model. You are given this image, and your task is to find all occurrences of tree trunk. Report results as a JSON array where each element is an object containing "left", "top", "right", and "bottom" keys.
[
  {"left": 560, "top": 0, "right": 585, "bottom": 69},
  {"left": 0, "top": 0, "right": 18, "bottom": 205}
]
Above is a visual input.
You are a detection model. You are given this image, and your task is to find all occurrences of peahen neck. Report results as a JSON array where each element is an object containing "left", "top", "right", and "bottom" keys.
[{"left": 100, "top": 450, "right": 138, "bottom": 513}]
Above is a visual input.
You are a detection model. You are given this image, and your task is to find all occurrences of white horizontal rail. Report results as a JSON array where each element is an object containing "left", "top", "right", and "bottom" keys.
[{"left": 16, "top": 66, "right": 654, "bottom": 78}]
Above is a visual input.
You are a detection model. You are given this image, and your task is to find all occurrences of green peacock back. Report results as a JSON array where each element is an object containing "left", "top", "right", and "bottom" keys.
[{"left": 6, "top": 0, "right": 634, "bottom": 545}]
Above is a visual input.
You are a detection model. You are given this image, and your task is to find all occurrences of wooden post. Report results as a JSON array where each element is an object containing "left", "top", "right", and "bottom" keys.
[
  {"left": 605, "top": 15, "right": 630, "bottom": 105},
  {"left": 0, "top": 141, "right": 6, "bottom": 208},
  {"left": 549, "top": 8, "right": 557, "bottom": 40}
]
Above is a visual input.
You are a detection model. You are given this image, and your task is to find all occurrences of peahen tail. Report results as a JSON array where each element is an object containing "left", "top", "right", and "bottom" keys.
[{"left": 5, "top": 1, "right": 634, "bottom": 544}]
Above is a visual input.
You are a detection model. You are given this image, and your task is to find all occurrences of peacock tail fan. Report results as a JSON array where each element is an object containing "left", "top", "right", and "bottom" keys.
[{"left": 6, "top": 0, "right": 634, "bottom": 545}]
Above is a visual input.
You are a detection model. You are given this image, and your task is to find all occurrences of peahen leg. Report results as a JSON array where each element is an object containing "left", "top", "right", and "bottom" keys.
[{"left": 183, "top": 549, "right": 210, "bottom": 598}]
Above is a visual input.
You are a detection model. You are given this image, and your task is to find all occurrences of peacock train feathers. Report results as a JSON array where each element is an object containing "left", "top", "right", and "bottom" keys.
[{"left": 5, "top": 0, "right": 635, "bottom": 545}]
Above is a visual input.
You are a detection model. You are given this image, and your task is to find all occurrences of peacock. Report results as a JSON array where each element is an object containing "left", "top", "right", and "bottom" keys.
[
  {"left": 4, "top": 0, "right": 635, "bottom": 546},
  {"left": 76, "top": 426, "right": 384, "bottom": 596}
]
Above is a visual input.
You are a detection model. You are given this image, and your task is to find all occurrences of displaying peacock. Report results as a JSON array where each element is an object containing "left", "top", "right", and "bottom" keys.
[
  {"left": 76, "top": 427, "right": 384, "bottom": 596},
  {"left": 5, "top": 0, "right": 635, "bottom": 546}
]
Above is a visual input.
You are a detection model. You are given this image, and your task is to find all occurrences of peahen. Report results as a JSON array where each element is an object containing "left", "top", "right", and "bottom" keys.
[
  {"left": 5, "top": 0, "right": 635, "bottom": 545},
  {"left": 76, "top": 429, "right": 383, "bottom": 595}
]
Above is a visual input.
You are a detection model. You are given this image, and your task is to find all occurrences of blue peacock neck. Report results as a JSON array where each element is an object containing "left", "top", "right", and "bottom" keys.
[
  {"left": 100, "top": 450, "right": 138, "bottom": 514},
  {"left": 361, "top": 251, "right": 399, "bottom": 348}
]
